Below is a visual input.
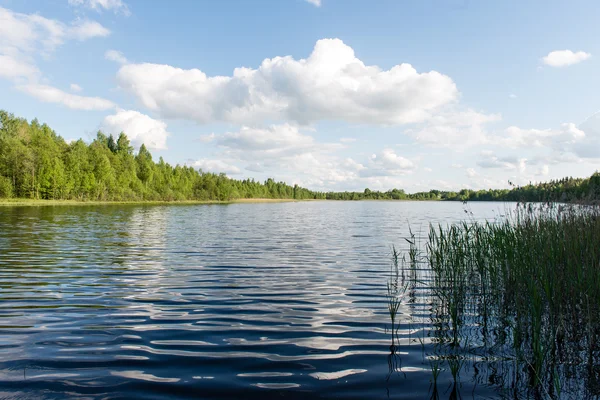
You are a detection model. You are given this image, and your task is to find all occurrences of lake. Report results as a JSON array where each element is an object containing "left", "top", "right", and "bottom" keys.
[{"left": 0, "top": 201, "right": 514, "bottom": 399}]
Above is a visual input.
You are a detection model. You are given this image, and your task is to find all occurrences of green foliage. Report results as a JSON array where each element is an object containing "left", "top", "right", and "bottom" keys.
[
  {"left": 1, "top": 110, "right": 598, "bottom": 203},
  {"left": 413, "top": 204, "right": 600, "bottom": 395},
  {"left": 450, "top": 174, "right": 600, "bottom": 203},
  {"left": 0, "top": 175, "right": 12, "bottom": 198},
  {"left": 0, "top": 110, "right": 324, "bottom": 202},
  {"left": 322, "top": 175, "right": 600, "bottom": 203},
  {"left": 324, "top": 188, "right": 441, "bottom": 201}
]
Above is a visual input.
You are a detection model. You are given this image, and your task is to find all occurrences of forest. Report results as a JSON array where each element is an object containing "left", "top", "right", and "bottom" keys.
[
  {"left": 0, "top": 110, "right": 598, "bottom": 203},
  {"left": 0, "top": 110, "right": 322, "bottom": 201},
  {"left": 325, "top": 174, "right": 600, "bottom": 203}
]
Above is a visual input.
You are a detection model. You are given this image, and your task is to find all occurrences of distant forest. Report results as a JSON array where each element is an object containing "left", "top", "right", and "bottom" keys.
[{"left": 0, "top": 110, "right": 598, "bottom": 203}]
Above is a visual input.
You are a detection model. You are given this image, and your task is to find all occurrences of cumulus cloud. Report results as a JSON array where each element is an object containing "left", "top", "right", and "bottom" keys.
[
  {"left": 17, "top": 84, "right": 115, "bottom": 110},
  {"left": 275, "top": 153, "right": 370, "bottom": 189},
  {"left": 409, "top": 106, "right": 595, "bottom": 168},
  {"left": 102, "top": 109, "right": 170, "bottom": 150},
  {"left": 265, "top": 113, "right": 596, "bottom": 192},
  {"left": 542, "top": 50, "right": 591, "bottom": 67},
  {"left": 70, "top": 83, "right": 83, "bottom": 92},
  {"left": 214, "top": 124, "right": 319, "bottom": 154},
  {"left": 407, "top": 108, "right": 501, "bottom": 147},
  {"left": 205, "top": 125, "right": 342, "bottom": 165},
  {"left": 190, "top": 124, "right": 419, "bottom": 189},
  {"left": 305, "top": 0, "right": 322, "bottom": 6},
  {"left": 68, "top": 0, "right": 130, "bottom": 16},
  {"left": 202, "top": 125, "right": 345, "bottom": 180},
  {"left": 116, "top": 38, "right": 458, "bottom": 125},
  {"left": 105, "top": 49, "right": 128, "bottom": 64},
  {"left": 497, "top": 123, "right": 585, "bottom": 149},
  {"left": 332, "top": 149, "right": 416, "bottom": 179},
  {"left": 477, "top": 151, "right": 527, "bottom": 172},
  {"left": 193, "top": 159, "right": 241, "bottom": 175},
  {"left": 369, "top": 148, "right": 415, "bottom": 172}
]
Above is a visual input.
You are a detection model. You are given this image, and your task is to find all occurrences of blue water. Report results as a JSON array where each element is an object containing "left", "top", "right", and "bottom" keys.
[{"left": 0, "top": 201, "right": 510, "bottom": 399}]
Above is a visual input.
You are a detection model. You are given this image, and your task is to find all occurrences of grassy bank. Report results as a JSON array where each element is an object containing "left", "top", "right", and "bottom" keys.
[
  {"left": 0, "top": 198, "right": 306, "bottom": 207},
  {"left": 393, "top": 203, "right": 600, "bottom": 398}
]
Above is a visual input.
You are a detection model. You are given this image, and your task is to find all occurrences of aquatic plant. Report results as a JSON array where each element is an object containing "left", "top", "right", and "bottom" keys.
[
  {"left": 395, "top": 202, "right": 600, "bottom": 398},
  {"left": 386, "top": 246, "right": 404, "bottom": 382}
]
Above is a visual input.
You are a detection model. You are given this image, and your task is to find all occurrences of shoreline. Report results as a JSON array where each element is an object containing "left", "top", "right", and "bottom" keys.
[
  {"left": 1, "top": 198, "right": 596, "bottom": 207},
  {"left": 0, "top": 198, "right": 310, "bottom": 207}
]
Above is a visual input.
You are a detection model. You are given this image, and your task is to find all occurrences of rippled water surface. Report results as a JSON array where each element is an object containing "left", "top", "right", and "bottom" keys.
[{"left": 0, "top": 201, "right": 512, "bottom": 399}]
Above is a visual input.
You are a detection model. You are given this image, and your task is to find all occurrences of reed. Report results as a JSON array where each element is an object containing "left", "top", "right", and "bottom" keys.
[{"left": 395, "top": 202, "right": 600, "bottom": 398}]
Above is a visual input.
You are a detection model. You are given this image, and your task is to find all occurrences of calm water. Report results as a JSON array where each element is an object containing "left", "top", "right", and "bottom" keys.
[{"left": 0, "top": 201, "right": 512, "bottom": 399}]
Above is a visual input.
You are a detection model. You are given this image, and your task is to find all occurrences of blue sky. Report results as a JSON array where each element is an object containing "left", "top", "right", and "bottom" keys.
[{"left": 1, "top": 0, "right": 598, "bottom": 192}]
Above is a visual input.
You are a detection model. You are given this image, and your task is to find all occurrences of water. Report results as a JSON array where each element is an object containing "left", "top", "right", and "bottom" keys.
[{"left": 0, "top": 201, "right": 511, "bottom": 399}]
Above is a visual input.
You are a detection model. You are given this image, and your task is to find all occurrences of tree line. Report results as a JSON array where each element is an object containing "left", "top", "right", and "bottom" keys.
[
  {"left": 0, "top": 110, "right": 322, "bottom": 201},
  {"left": 325, "top": 174, "right": 600, "bottom": 203},
  {"left": 0, "top": 110, "right": 598, "bottom": 203}
]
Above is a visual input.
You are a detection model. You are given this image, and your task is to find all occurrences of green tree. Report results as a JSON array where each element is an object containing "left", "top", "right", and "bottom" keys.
[{"left": 0, "top": 175, "right": 12, "bottom": 198}]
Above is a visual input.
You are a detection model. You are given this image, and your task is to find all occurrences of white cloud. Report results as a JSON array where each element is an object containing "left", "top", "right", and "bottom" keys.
[
  {"left": 477, "top": 152, "right": 527, "bottom": 172},
  {"left": 0, "top": 7, "right": 62, "bottom": 55},
  {"left": 102, "top": 109, "right": 170, "bottom": 150},
  {"left": 0, "top": 54, "right": 39, "bottom": 80},
  {"left": 360, "top": 148, "right": 415, "bottom": 177},
  {"left": 17, "top": 84, "right": 115, "bottom": 110},
  {"left": 116, "top": 38, "right": 458, "bottom": 125},
  {"left": 245, "top": 162, "right": 265, "bottom": 173},
  {"left": 0, "top": 7, "right": 109, "bottom": 84},
  {"left": 410, "top": 107, "right": 593, "bottom": 168},
  {"left": 305, "top": 0, "right": 322, "bottom": 6},
  {"left": 535, "top": 165, "right": 549, "bottom": 176},
  {"left": 193, "top": 159, "right": 241, "bottom": 175},
  {"left": 105, "top": 49, "right": 128, "bottom": 64},
  {"left": 0, "top": 7, "right": 109, "bottom": 55},
  {"left": 0, "top": 7, "right": 113, "bottom": 112},
  {"left": 198, "top": 125, "right": 363, "bottom": 187},
  {"left": 509, "top": 93, "right": 517, "bottom": 99},
  {"left": 497, "top": 122, "right": 585, "bottom": 149},
  {"left": 205, "top": 125, "right": 344, "bottom": 176},
  {"left": 70, "top": 83, "right": 83, "bottom": 92},
  {"left": 69, "top": 19, "right": 110, "bottom": 40},
  {"left": 575, "top": 111, "right": 600, "bottom": 159},
  {"left": 542, "top": 50, "right": 591, "bottom": 67},
  {"left": 215, "top": 124, "right": 317, "bottom": 153},
  {"left": 340, "top": 137, "right": 356, "bottom": 143},
  {"left": 376, "top": 148, "right": 414, "bottom": 170},
  {"left": 190, "top": 124, "right": 419, "bottom": 190},
  {"left": 279, "top": 153, "right": 370, "bottom": 189},
  {"left": 466, "top": 168, "right": 477, "bottom": 177},
  {"left": 407, "top": 108, "right": 501, "bottom": 147},
  {"left": 68, "top": 0, "right": 130, "bottom": 16}
]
